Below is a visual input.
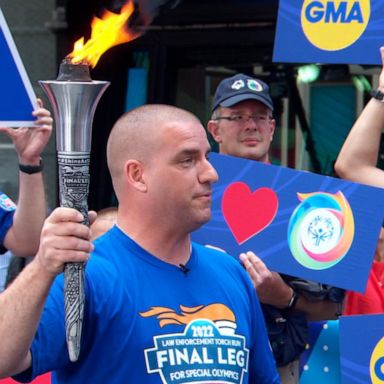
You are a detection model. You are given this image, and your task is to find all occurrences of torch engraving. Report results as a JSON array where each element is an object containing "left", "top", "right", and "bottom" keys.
[{"left": 58, "top": 153, "right": 90, "bottom": 212}]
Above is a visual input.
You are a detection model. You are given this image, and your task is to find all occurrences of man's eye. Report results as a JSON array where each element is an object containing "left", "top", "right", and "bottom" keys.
[
  {"left": 181, "top": 158, "right": 193, "bottom": 165},
  {"left": 232, "top": 115, "right": 244, "bottom": 122}
]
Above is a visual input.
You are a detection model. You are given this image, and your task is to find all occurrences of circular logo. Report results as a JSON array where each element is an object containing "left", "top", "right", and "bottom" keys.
[
  {"left": 300, "top": 208, "right": 341, "bottom": 254},
  {"left": 370, "top": 337, "right": 384, "bottom": 383},
  {"left": 247, "top": 79, "right": 263, "bottom": 92},
  {"left": 301, "top": 0, "right": 370, "bottom": 51},
  {"left": 287, "top": 191, "right": 354, "bottom": 270}
]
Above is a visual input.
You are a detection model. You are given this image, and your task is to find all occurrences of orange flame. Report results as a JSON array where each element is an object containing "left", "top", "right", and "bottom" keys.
[
  {"left": 67, "top": 1, "right": 139, "bottom": 68},
  {"left": 140, "top": 304, "right": 236, "bottom": 328}
]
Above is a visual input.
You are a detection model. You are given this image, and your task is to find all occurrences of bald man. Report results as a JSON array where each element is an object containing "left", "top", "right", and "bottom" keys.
[{"left": 0, "top": 105, "right": 280, "bottom": 384}]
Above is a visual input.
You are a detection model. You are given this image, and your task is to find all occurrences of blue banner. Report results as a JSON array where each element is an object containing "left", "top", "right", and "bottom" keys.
[
  {"left": 0, "top": 8, "right": 36, "bottom": 127},
  {"left": 340, "top": 314, "right": 384, "bottom": 383},
  {"left": 192, "top": 153, "right": 384, "bottom": 292},
  {"left": 300, "top": 320, "right": 341, "bottom": 383},
  {"left": 273, "top": 0, "right": 384, "bottom": 65}
]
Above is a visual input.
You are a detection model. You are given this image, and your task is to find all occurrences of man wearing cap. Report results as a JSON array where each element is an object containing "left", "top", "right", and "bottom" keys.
[
  {"left": 208, "top": 74, "right": 343, "bottom": 384},
  {"left": 209, "top": 74, "right": 274, "bottom": 163}
]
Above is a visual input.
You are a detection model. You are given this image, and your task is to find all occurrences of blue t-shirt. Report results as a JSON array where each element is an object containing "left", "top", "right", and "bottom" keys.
[
  {"left": 0, "top": 192, "right": 16, "bottom": 254},
  {"left": 15, "top": 226, "right": 280, "bottom": 384}
]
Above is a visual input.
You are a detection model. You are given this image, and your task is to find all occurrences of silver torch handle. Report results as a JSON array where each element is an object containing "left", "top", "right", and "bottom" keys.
[{"left": 58, "top": 151, "right": 90, "bottom": 362}]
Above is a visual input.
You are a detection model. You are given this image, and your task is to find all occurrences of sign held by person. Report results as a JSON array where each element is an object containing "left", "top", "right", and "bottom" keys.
[
  {"left": 192, "top": 153, "right": 384, "bottom": 292},
  {"left": 340, "top": 314, "right": 384, "bottom": 383},
  {"left": 273, "top": 1, "right": 384, "bottom": 65},
  {"left": 0, "top": 8, "right": 37, "bottom": 127}
]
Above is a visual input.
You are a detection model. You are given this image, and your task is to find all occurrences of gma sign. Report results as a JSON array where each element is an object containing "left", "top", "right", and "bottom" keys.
[
  {"left": 301, "top": 0, "right": 370, "bottom": 51},
  {"left": 371, "top": 337, "right": 384, "bottom": 383}
]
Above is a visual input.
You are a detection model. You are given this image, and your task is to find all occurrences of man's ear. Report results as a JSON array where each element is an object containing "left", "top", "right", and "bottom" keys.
[
  {"left": 207, "top": 120, "right": 222, "bottom": 143},
  {"left": 269, "top": 118, "right": 276, "bottom": 143},
  {"left": 124, "top": 160, "right": 147, "bottom": 192}
]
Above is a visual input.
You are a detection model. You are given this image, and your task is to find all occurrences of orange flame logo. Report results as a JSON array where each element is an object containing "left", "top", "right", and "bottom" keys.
[
  {"left": 67, "top": 1, "right": 140, "bottom": 68},
  {"left": 140, "top": 304, "right": 236, "bottom": 328}
]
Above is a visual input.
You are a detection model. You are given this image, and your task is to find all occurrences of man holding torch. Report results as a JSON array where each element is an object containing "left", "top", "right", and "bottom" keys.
[{"left": 0, "top": 104, "right": 280, "bottom": 384}]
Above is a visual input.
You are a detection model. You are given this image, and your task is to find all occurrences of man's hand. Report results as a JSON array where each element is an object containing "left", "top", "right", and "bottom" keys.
[
  {"left": 34, "top": 207, "right": 94, "bottom": 277},
  {"left": 0, "top": 99, "right": 53, "bottom": 165},
  {"left": 378, "top": 47, "right": 384, "bottom": 92},
  {"left": 374, "top": 228, "right": 384, "bottom": 262},
  {"left": 239, "top": 251, "right": 293, "bottom": 308}
]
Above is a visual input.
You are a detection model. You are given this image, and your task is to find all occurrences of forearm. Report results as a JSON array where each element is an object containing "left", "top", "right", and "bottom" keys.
[
  {"left": 293, "top": 295, "right": 342, "bottom": 321},
  {"left": 0, "top": 259, "right": 54, "bottom": 377},
  {"left": 335, "top": 98, "right": 384, "bottom": 186},
  {"left": 0, "top": 105, "right": 52, "bottom": 256},
  {"left": 4, "top": 170, "right": 46, "bottom": 256}
]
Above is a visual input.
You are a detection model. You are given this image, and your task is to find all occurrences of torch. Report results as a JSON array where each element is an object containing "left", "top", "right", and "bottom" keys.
[
  {"left": 39, "top": 1, "right": 139, "bottom": 362},
  {"left": 39, "top": 62, "right": 109, "bottom": 362}
]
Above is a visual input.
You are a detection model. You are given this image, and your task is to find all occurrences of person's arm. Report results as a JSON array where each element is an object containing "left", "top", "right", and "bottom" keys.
[
  {"left": 0, "top": 100, "right": 53, "bottom": 256},
  {"left": 0, "top": 207, "right": 93, "bottom": 378},
  {"left": 240, "top": 251, "right": 341, "bottom": 320},
  {"left": 296, "top": 295, "right": 341, "bottom": 321},
  {"left": 334, "top": 47, "right": 384, "bottom": 188}
]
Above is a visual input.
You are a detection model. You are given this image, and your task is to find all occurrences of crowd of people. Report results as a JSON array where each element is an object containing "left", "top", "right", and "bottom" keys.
[{"left": 0, "top": 49, "right": 384, "bottom": 383}]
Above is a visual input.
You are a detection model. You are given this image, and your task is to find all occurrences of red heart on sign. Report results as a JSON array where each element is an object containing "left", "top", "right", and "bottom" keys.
[{"left": 222, "top": 182, "right": 279, "bottom": 244}]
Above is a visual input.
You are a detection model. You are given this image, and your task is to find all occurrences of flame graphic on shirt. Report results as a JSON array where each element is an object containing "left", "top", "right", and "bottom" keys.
[{"left": 140, "top": 304, "right": 237, "bottom": 334}]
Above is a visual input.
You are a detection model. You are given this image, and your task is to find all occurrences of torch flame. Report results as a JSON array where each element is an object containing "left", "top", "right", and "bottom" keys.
[{"left": 67, "top": 1, "right": 139, "bottom": 68}]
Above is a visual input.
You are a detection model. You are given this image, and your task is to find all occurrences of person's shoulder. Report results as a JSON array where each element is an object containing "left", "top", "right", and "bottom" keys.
[
  {"left": 84, "top": 229, "right": 127, "bottom": 300},
  {"left": 193, "top": 242, "right": 235, "bottom": 260},
  {"left": 192, "top": 242, "right": 244, "bottom": 272},
  {"left": 87, "top": 226, "right": 139, "bottom": 276},
  {"left": 92, "top": 229, "right": 113, "bottom": 253},
  {"left": 87, "top": 229, "right": 119, "bottom": 273}
]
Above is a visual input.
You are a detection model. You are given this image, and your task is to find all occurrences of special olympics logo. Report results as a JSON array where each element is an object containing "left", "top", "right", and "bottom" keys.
[
  {"left": 246, "top": 79, "right": 263, "bottom": 92},
  {"left": 301, "top": 0, "right": 370, "bottom": 51},
  {"left": 370, "top": 337, "right": 384, "bottom": 383},
  {"left": 288, "top": 191, "right": 354, "bottom": 270}
]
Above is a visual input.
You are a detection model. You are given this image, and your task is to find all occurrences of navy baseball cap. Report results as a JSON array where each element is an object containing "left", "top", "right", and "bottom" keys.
[{"left": 212, "top": 74, "right": 274, "bottom": 112}]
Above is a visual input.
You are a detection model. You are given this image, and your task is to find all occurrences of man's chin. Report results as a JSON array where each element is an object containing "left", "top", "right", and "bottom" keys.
[
  {"left": 241, "top": 149, "right": 266, "bottom": 162},
  {"left": 191, "top": 212, "right": 211, "bottom": 231}
]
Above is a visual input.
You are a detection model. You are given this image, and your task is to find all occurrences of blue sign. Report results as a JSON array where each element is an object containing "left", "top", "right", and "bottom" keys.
[
  {"left": 0, "top": 8, "right": 37, "bottom": 127},
  {"left": 192, "top": 153, "right": 384, "bottom": 292},
  {"left": 273, "top": 1, "right": 384, "bottom": 65},
  {"left": 300, "top": 320, "right": 341, "bottom": 383},
  {"left": 340, "top": 314, "right": 384, "bottom": 384}
]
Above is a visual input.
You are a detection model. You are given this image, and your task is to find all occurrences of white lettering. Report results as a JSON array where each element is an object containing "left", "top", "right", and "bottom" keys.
[
  {"left": 190, "top": 348, "right": 203, "bottom": 364},
  {"left": 157, "top": 350, "right": 168, "bottom": 369},
  {"left": 237, "top": 350, "right": 245, "bottom": 367},
  {"left": 218, "top": 348, "right": 227, "bottom": 364}
]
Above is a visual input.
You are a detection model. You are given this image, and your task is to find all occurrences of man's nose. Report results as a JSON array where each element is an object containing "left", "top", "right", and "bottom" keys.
[
  {"left": 245, "top": 117, "right": 259, "bottom": 130},
  {"left": 200, "top": 159, "right": 219, "bottom": 184}
]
